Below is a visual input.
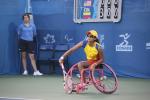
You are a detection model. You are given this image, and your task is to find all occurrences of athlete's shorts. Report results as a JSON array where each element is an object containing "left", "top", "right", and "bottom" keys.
[{"left": 19, "top": 39, "right": 35, "bottom": 54}]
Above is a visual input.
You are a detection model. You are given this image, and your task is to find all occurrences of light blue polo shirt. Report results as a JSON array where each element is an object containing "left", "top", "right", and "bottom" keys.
[{"left": 18, "top": 23, "right": 37, "bottom": 41}]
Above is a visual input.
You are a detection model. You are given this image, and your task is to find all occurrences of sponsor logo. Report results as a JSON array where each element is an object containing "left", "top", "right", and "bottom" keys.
[{"left": 116, "top": 33, "right": 133, "bottom": 51}]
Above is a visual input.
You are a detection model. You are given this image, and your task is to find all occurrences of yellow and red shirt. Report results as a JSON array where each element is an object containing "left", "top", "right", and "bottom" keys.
[{"left": 82, "top": 40, "right": 101, "bottom": 64}]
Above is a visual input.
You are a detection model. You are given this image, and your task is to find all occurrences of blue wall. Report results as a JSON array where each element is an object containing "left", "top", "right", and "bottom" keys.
[
  {"left": 0, "top": 0, "right": 26, "bottom": 74},
  {"left": 0, "top": 0, "right": 150, "bottom": 78}
]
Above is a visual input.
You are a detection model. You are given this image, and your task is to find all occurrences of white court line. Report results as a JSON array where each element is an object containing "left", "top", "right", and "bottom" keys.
[{"left": 0, "top": 97, "right": 42, "bottom": 100}]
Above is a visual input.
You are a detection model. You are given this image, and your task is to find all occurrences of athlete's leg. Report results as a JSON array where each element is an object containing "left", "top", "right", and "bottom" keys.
[
  {"left": 78, "top": 61, "right": 89, "bottom": 83},
  {"left": 78, "top": 61, "right": 89, "bottom": 71}
]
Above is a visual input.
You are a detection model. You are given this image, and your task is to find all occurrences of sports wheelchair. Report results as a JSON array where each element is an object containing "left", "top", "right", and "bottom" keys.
[{"left": 60, "top": 62, "right": 118, "bottom": 94}]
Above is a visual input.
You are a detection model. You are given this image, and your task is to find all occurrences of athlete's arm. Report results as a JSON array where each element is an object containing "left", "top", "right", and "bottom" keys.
[{"left": 59, "top": 41, "right": 83, "bottom": 63}]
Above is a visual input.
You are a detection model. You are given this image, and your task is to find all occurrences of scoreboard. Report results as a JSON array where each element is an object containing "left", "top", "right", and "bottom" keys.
[{"left": 74, "top": 0, "right": 122, "bottom": 23}]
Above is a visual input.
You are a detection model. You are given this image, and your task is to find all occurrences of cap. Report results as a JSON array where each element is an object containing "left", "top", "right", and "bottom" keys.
[{"left": 86, "top": 30, "right": 98, "bottom": 38}]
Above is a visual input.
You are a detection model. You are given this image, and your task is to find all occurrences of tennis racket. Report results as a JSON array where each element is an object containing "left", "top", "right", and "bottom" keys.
[{"left": 60, "top": 63, "right": 73, "bottom": 94}]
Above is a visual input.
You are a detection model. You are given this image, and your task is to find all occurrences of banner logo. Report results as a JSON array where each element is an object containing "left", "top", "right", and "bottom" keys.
[
  {"left": 65, "top": 34, "right": 73, "bottom": 42},
  {"left": 146, "top": 42, "right": 150, "bottom": 50},
  {"left": 44, "top": 33, "right": 55, "bottom": 44},
  {"left": 116, "top": 33, "right": 133, "bottom": 51}
]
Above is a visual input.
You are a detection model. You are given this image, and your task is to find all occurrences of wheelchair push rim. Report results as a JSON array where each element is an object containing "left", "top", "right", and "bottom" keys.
[{"left": 91, "top": 63, "right": 118, "bottom": 94}]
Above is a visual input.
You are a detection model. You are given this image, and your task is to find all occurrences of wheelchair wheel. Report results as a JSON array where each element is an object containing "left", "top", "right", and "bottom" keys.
[
  {"left": 64, "top": 63, "right": 81, "bottom": 93},
  {"left": 91, "top": 63, "right": 118, "bottom": 94}
]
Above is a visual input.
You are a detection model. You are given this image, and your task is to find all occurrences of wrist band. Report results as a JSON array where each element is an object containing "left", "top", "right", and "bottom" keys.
[{"left": 60, "top": 56, "right": 64, "bottom": 60}]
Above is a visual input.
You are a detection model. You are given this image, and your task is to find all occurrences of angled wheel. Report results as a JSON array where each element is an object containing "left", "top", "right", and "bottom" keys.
[{"left": 91, "top": 63, "right": 118, "bottom": 94}]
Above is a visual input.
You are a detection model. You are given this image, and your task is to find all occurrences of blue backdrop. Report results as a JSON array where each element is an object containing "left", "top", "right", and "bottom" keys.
[{"left": 0, "top": 0, "right": 150, "bottom": 78}]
